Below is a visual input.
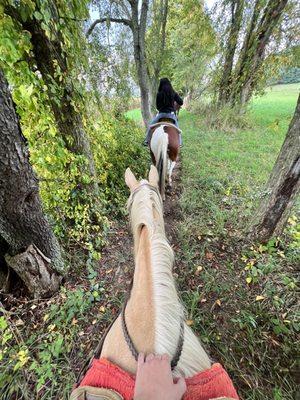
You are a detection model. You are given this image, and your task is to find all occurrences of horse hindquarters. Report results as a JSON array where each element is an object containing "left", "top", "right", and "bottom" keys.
[{"left": 150, "top": 126, "right": 168, "bottom": 199}]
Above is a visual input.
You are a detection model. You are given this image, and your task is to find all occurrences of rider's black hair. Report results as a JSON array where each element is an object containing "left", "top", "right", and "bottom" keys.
[{"left": 158, "top": 78, "right": 175, "bottom": 99}]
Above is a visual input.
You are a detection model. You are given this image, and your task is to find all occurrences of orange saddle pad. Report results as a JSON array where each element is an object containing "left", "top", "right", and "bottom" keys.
[{"left": 79, "top": 358, "right": 239, "bottom": 400}]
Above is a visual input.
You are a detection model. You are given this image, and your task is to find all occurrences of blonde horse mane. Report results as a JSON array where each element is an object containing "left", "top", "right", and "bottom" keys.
[{"left": 128, "top": 180, "right": 211, "bottom": 378}]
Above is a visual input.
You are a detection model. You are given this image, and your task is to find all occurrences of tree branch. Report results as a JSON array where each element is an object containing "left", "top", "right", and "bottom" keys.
[{"left": 86, "top": 17, "right": 132, "bottom": 37}]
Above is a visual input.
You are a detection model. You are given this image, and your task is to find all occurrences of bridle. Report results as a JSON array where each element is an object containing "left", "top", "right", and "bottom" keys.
[{"left": 127, "top": 182, "right": 163, "bottom": 212}]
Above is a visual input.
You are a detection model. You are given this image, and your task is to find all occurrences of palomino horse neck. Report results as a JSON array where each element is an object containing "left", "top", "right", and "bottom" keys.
[{"left": 101, "top": 167, "right": 211, "bottom": 378}]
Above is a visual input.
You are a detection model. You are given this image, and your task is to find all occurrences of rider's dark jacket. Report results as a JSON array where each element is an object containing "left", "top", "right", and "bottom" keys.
[{"left": 156, "top": 91, "right": 183, "bottom": 113}]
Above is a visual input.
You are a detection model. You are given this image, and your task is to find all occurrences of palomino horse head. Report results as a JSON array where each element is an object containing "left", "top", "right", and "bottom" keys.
[{"left": 100, "top": 166, "right": 211, "bottom": 379}]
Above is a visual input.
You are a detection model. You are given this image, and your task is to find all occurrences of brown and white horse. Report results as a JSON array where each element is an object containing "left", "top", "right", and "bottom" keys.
[{"left": 149, "top": 121, "right": 181, "bottom": 200}]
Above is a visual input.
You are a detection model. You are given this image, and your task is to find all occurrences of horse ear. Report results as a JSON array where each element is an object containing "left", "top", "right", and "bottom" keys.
[
  {"left": 148, "top": 165, "right": 159, "bottom": 187},
  {"left": 125, "top": 168, "right": 138, "bottom": 190}
]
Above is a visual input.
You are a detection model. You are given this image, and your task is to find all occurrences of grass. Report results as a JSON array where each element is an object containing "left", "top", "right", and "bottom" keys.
[
  {"left": 125, "top": 108, "right": 142, "bottom": 122},
  {"left": 175, "top": 83, "right": 299, "bottom": 399}
]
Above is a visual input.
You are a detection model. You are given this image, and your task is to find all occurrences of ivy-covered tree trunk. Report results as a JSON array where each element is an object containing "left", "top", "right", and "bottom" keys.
[
  {"left": 249, "top": 94, "right": 300, "bottom": 242},
  {"left": 5, "top": 3, "right": 99, "bottom": 196},
  {"left": 0, "top": 69, "right": 63, "bottom": 298}
]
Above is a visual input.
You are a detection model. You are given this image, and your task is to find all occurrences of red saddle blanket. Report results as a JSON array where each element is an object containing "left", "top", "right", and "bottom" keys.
[{"left": 80, "top": 358, "right": 239, "bottom": 400}]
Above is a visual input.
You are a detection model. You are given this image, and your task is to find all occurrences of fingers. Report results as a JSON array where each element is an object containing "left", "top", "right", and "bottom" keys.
[
  {"left": 174, "top": 377, "right": 187, "bottom": 398},
  {"left": 146, "top": 353, "right": 155, "bottom": 362},
  {"left": 138, "top": 353, "right": 145, "bottom": 367},
  {"left": 138, "top": 352, "right": 171, "bottom": 366}
]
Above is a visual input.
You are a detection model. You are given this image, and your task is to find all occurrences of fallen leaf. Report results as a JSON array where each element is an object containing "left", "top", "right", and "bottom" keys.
[
  {"left": 255, "top": 295, "right": 265, "bottom": 301},
  {"left": 43, "top": 314, "right": 49, "bottom": 322},
  {"left": 186, "top": 320, "right": 194, "bottom": 326},
  {"left": 15, "top": 319, "right": 24, "bottom": 326},
  {"left": 200, "top": 298, "right": 207, "bottom": 303},
  {"left": 216, "top": 299, "right": 221, "bottom": 306},
  {"left": 246, "top": 277, "right": 252, "bottom": 284},
  {"left": 195, "top": 265, "right": 203, "bottom": 275},
  {"left": 99, "top": 306, "right": 106, "bottom": 313}
]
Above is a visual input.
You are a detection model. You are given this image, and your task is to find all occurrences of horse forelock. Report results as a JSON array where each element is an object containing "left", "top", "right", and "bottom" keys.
[{"left": 128, "top": 183, "right": 164, "bottom": 256}]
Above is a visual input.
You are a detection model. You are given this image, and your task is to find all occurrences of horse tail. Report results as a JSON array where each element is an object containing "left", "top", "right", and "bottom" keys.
[{"left": 150, "top": 126, "right": 168, "bottom": 199}]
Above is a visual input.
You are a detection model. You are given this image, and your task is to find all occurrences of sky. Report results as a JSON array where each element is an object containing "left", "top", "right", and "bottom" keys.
[
  {"left": 205, "top": 0, "right": 217, "bottom": 10},
  {"left": 89, "top": 0, "right": 218, "bottom": 21}
]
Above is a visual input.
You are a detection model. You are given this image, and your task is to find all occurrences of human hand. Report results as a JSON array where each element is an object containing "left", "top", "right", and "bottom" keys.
[{"left": 134, "top": 353, "right": 186, "bottom": 400}]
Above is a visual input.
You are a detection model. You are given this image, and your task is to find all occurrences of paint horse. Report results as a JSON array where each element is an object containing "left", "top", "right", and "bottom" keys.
[
  {"left": 149, "top": 116, "right": 181, "bottom": 200},
  {"left": 71, "top": 167, "right": 239, "bottom": 400}
]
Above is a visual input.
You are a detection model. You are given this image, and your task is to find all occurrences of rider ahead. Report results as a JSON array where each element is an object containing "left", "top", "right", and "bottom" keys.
[{"left": 144, "top": 78, "right": 183, "bottom": 145}]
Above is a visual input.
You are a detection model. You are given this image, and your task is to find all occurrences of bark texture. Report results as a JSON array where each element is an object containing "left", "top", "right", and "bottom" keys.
[
  {"left": 218, "top": 0, "right": 244, "bottom": 105},
  {"left": 249, "top": 94, "right": 300, "bottom": 242},
  {"left": 231, "top": 0, "right": 288, "bottom": 105},
  {"left": 0, "top": 69, "right": 63, "bottom": 297},
  {"left": 218, "top": 0, "right": 288, "bottom": 107},
  {"left": 87, "top": 0, "right": 153, "bottom": 126},
  {"left": 5, "top": 3, "right": 99, "bottom": 195},
  {"left": 148, "top": 0, "right": 169, "bottom": 113}
]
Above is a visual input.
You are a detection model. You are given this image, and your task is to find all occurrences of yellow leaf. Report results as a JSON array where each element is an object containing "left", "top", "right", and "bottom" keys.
[
  {"left": 216, "top": 299, "right": 221, "bottom": 306},
  {"left": 99, "top": 306, "right": 106, "bottom": 313},
  {"left": 255, "top": 295, "right": 265, "bottom": 301},
  {"left": 246, "top": 277, "right": 252, "bottom": 284},
  {"left": 195, "top": 265, "right": 203, "bottom": 275},
  {"left": 186, "top": 319, "right": 194, "bottom": 326},
  {"left": 48, "top": 324, "right": 56, "bottom": 332}
]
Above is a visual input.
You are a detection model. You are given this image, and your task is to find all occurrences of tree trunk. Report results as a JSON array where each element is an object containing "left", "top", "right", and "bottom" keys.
[
  {"left": 86, "top": 0, "right": 153, "bottom": 126},
  {"left": 218, "top": 0, "right": 244, "bottom": 105},
  {"left": 230, "top": 0, "right": 288, "bottom": 106},
  {"left": 132, "top": 0, "right": 153, "bottom": 126},
  {"left": 0, "top": 69, "right": 63, "bottom": 298},
  {"left": 248, "top": 94, "right": 300, "bottom": 242},
  {"left": 5, "top": 4, "right": 99, "bottom": 196},
  {"left": 148, "top": 0, "right": 169, "bottom": 113}
]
